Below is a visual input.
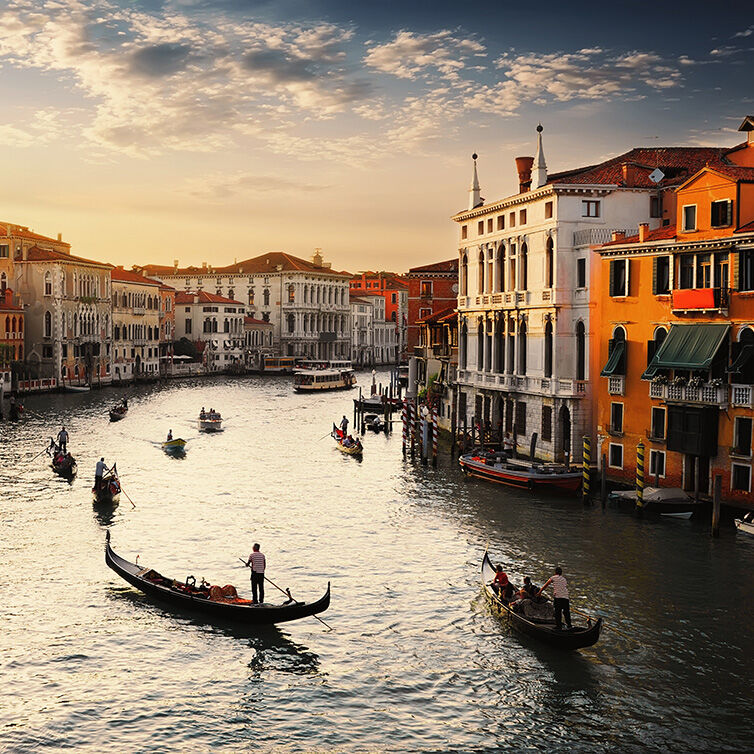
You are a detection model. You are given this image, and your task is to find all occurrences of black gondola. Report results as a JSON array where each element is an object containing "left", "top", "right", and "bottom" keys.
[
  {"left": 109, "top": 403, "right": 128, "bottom": 422},
  {"left": 481, "top": 552, "right": 601, "bottom": 650},
  {"left": 47, "top": 440, "right": 77, "bottom": 478},
  {"left": 104, "top": 532, "right": 331, "bottom": 625},
  {"left": 93, "top": 464, "right": 121, "bottom": 504}
]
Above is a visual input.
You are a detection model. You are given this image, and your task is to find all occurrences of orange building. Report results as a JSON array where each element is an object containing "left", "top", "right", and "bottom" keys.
[{"left": 594, "top": 117, "right": 754, "bottom": 510}]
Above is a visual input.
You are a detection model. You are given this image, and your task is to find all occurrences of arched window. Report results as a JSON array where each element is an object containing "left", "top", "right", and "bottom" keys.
[
  {"left": 508, "top": 244, "right": 516, "bottom": 292},
  {"left": 544, "top": 320, "right": 553, "bottom": 378},
  {"left": 460, "top": 320, "right": 468, "bottom": 369},
  {"left": 461, "top": 252, "right": 468, "bottom": 296},
  {"left": 518, "top": 320, "right": 527, "bottom": 374},
  {"left": 44, "top": 271, "right": 52, "bottom": 296},
  {"left": 228, "top": 289, "right": 234, "bottom": 301},
  {"left": 288, "top": 284, "right": 295, "bottom": 303},
  {"left": 487, "top": 250, "right": 494, "bottom": 294},
  {"left": 496, "top": 245, "right": 505, "bottom": 292},
  {"left": 545, "top": 237, "right": 554, "bottom": 289},
  {"left": 478, "top": 251, "right": 485, "bottom": 294},
  {"left": 519, "top": 243, "right": 528, "bottom": 290},
  {"left": 0, "top": 272, "right": 6, "bottom": 292},
  {"left": 506, "top": 317, "right": 515, "bottom": 374},
  {"left": 4, "top": 316, "right": 9, "bottom": 335},
  {"left": 44, "top": 310, "right": 52, "bottom": 338},
  {"left": 287, "top": 313, "right": 295, "bottom": 333},
  {"left": 249, "top": 289, "right": 255, "bottom": 305},
  {"left": 576, "top": 321, "right": 587, "bottom": 380},
  {"left": 224, "top": 318, "right": 230, "bottom": 333},
  {"left": 477, "top": 318, "right": 484, "bottom": 371},
  {"left": 263, "top": 289, "right": 270, "bottom": 307}
]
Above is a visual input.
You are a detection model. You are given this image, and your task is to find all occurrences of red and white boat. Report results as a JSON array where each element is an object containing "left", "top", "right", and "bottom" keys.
[{"left": 459, "top": 450, "right": 582, "bottom": 493}]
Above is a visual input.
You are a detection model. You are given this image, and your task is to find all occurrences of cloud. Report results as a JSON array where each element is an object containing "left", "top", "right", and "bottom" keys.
[
  {"left": 733, "top": 26, "right": 754, "bottom": 38},
  {"left": 185, "top": 171, "right": 330, "bottom": 200},
  {"left": 129, "top": 42, "right": 194, "bottom": 77},
  {"left": 364, "top": 30, "right": 485, "bottom": 81}
]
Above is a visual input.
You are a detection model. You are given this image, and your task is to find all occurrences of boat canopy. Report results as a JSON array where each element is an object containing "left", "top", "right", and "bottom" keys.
[{"left": 642, "top": 323, "right": 729, "bottom": 379}]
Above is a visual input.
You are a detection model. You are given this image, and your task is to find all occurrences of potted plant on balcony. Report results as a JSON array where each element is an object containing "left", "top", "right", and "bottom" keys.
[
  {"left": 672, "top": 375, "right": 687, "bottom": 387},
  {"left": 688, "top": 375, "right": 703, "bottom": 389},
  {"left": 709, "top": 378, "right": 723, "bottom": 388},
  {"left": 651, "top": 374, "right": 668, "bottom": 385}
]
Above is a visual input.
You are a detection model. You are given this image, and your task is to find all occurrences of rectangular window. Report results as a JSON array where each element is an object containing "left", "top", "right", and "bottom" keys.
[
  {"left": 515, "top": 401, "right": 527, "bottom": 436},
  {"left": 509, "top": 212, "right": 515, "bottom": 227},
  {"left": 185, "top": 318, "right": 192, "bottom": 334},
  {"left": 42, "top": 345, "right": 53, "bottom": 358},
  {"left": 541, "top": 405, "right": 552, "bottom": 442},
  {"left": 711, "top": 199, "right": 732, "bottom": 228},
  {"left": 545, "top": 201, "right": 553, "bottom": 219},
  {"left": 651, "top": 407, "right": 666, "bottom": 440},
  {"left": 649, "top": 450, "right": 666, "bottom": 478},
  {"left": 419, "top": 308, "right": 431, "bottom": 320},
  {"left": 478, "top": 221, "right": 484, "bottom": 235},
  {"left": 741, "top": 250, "right": 754, "bottom": 292},
  {"left": 609, "top": 259, "right": 628, "bottom": 296},
  {"left": 679, "top": 255, "right": 694, "bottom": 289},
  {"left": 577, "top": 258, "right": 586, "bottom": 288},
  {"left": 610, "top": 403, "right": 624, "bottom": 434},
  {"left": 650, "top": 196, "right": 662, "bottom": 218},
  {"left": 734, "top": 417, "right": 753, "bottom": 456},
  {"left": 487, "top": 218, "right": 493, "bottom": 233},
  {"left": 582, "top": 200, "right": 600, "bottom": 217},
  {"left": 0, "top": 244, "right": 8, "bottom": 258},
  {"left": 391, "top": 293, "right": 397, "bottom": 303},
  {"left": 497, "top": 215, "right": 505, "bottom": 231},
  {"left": 609, "top": 443, "right": 623, "bottom": 469},
  {"left": 682, "top": 205, "right": 697, "bottom": 231},
  {"left": 653, "top": 256, "right": 670, "bottom": 294},
  {"left": 420, "top": 281, "right": 433, "bottom": 297},
  {"left": 732, "top": 463, "right": 751, "bottom": 492},
  {"left": 519, "top": 209, "right": 527, "bottom": 225},
  {"left": 461, "top": 225, "right": 468, "bottom": 240},
  {"left": 696, "top": 253, "right": 712, "bottom": 289}
]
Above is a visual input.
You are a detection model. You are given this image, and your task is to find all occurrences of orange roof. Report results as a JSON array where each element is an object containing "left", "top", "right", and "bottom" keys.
[
  {"left": 599, "top": 225, "right": 678, "bottom": 247},
  {"left": 175, "top": 291, "right": 244, "bottom": 306},
  {"left": 418, "top": 306, "right": 457, "bottom": 324},
  {"left": 736, "top": 220, "right": 754, "bottom": 234},
  {"left": 140, "top": 251, "right": 350, "bottom": 278},
  {"left": 0, "top": 222, "right": 70, "bottom": 246},
  {"left": 244, "top": 316, "right": 272, "bottom": 326},
  {"left": 110, "top": 266, "right": 160, "bottom": 286},
  {"left": 408, "top": 259, "right": 458, "bottom": 274},
  {"left": 20, "top": 245, "right": 111, "bottom": 268}
]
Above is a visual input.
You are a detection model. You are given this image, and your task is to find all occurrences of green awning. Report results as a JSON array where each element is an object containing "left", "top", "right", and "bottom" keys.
[
  {"left": 600, "top": 340, "right": 625, "bottom": 376},
  {"left": 641, "top": 323, "right": 729, "bottom": 379},
  {"left": 727, "top": 344, "right": 754, "bottom": 374}
]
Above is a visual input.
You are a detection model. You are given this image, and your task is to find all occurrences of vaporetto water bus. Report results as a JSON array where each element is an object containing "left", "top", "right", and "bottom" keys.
[{"left": 293, "top": 368, "right": 356, "bottom": 392}]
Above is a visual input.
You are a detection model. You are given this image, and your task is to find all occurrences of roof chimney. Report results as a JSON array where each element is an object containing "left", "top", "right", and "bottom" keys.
[
  {"left": 532, "top": 124, "right": 547, "bottom": 189},
  {"left": 57, "top": 233, "right": 62, "bottom": 241},
  {"left": 202, "top": 262, "right": 207, "bottom": 270},
  {"left": 621, "top": 163, "right": 639, "bottom": 186},
  {"left": 173, "top": 259, "right": 179, "bottom": 270},
  {"left": 612, "top": 231, "right": 626, "bottom": 242},
  {"left": 639, "top": 223, "right": 649, "bottom": 242},
  {"left": 468, "top": 153, "right": 482, "bottom": 210},
  {"left": 515, "top": 156, "right": 534, "bottom": 193}
]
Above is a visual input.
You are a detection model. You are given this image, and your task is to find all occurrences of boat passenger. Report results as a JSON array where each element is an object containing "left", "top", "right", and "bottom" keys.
[
  {"left": 200, "top": 406, "right": 206, "bottom": 419},
  {"left": 167, "top": 429, "right": 173, "bottom": 441},
  {"left": 492, "top": 565, "right": 514, "bottom": 601},
  {"left": 521, "top": 576, "right": 539, "bottom": 599},
  {"left": 503, "top": 432, "right": 514, "bottom": 455},
  {"left": 123, "top": 398, "right": 128, "bottom": 408}
]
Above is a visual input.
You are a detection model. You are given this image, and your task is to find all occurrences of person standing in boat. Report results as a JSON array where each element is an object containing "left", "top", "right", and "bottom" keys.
[
  {"left": 340, "top": 415, "right": 349, "bottom": 436},
  {"left": 492, "top": 565, "right": 514, "bottom": 602},
  {"left": 538, "top": 567, "right": 572, "bottom": 630},
  {"left": 503, "top": 432, "right": 514, "bottom": 456},
  {"left": 167, "top": 429, "right": 173, "bottom": 441},
  {"left": 245, "top": 543, "right": 266, "bottom": 604},
  {"left": 94, "top": 457, "right": 109, "bottom": 491},
  {"left": 57, "top": 425, "right": 69, "bottom": 453}
]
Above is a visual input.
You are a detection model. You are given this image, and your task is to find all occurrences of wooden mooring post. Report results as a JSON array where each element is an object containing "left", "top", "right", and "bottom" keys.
[
  {"left": 401, "top": 399, "right": 407, "bottom": 457},
  {"left": 582, "top": 435, "right": 591, "bottom": 503},
  {"left": 635, "top": 441, "right": 645, "bottom": 509},
  {"left": 601, "top": 453, "right": 607, "bottom": 508},
  {"left": 712, "top": 474, "right": 722, "bottom": 538}
]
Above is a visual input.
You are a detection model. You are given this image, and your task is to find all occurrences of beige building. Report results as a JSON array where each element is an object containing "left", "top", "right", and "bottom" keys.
[{"left": 111, "top": 267, "right": 161, "bottom": 382}]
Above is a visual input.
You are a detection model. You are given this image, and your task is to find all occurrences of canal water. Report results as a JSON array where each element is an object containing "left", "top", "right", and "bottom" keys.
[{"left": 1, "top": 372, "right": 752, "bottom": 753}]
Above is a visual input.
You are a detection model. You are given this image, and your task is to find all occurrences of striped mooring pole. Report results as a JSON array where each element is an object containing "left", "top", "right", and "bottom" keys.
[
  {"left": 432, "top": 408, "right": 439, "bottom": 467},
  {"left": 636, "top": 441, "right": 645, "bottom": 508},
  {"left": 401, "top": 399, "right": 408, "bottom": 457},
  {"left": 409, "top": 400, "right": 415, "bottom": 458},
  {"left": 582, "top": 435, "right": 591, "bottom": 501}
]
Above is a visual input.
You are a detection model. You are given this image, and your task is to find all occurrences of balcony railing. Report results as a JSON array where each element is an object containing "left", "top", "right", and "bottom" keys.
[
  {"left": 456, "top": 370, "right": 587, "bottom": 397},
  {"left": 649, "top": 382, "right": 728, "bottom": 406},
  {"left": 607, "top": 376, "right": 625, "bottom": 395},
  {"left": 671, "top": 287, "right": 728, "bottom": 312},
  {"left": 731, "top": 384, "right": 754, "bottom": 408},
  {"left": 573, "top": 227, "right": 632, "bottom": 247}
]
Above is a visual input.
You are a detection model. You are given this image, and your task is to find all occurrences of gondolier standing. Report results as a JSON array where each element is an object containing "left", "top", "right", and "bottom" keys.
[
  {"left": 94, "top": 457, "right": 109, "bottom": 491},
  {"left": 538, "top": 566, "right": 572, "bottom": 630},
  {"left": 57, "top": 425, "right": 69, "bottom": 453},
  {"left": 245, "top": 543, "right": 266, "bottom": 604},
  {"left": 340, "top": 415, "right": 349, "bottom": 435}
]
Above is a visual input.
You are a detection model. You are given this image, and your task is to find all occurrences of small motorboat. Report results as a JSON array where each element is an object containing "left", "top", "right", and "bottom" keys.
[
  {"left": 162, "top": 438, "right": 187, "bottom": 455},
  {"left": 481, "top": 552, "right": 602, "bottom": 650},
  {"left": 331, "top": 424, "right": 363, "bottom": 456},
  {"left": 63, "top": 384, "right": 90, "bottom": 393},
  {"left": 735, "top": 511, "right": 754, "bottom": 536},
  {"left": 608, "top": 487, "right": 704, "bottom": 518},
  {"left": 363, "top": 414, "right": 385, "bottom": 432},
  {"left": 93, "top": 464, "right": 121, "bottom": 505},
  {"left": 47, "top": 440, "right": 77, "bottom": 478},
  {"left": 198, "top": 410, "right": 222, "bottom": 432},
  {"left": 460, "top": 450, "right": 582, "bottom": 493},
  {"left": 104, "top": 531, "right": 331, "bottom": 626},
  {"left": 109, "top": 401, "right": 128, "bottom": 422}
]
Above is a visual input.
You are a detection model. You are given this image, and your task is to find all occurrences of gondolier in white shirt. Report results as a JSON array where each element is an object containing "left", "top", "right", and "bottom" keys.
[
  {"left": 245, "top": 543, "right": 266, "bottom": 604},
  {"left": 57, "top": 425, "right": 69, "bottom": 453},
  {"left": 340, "top": 415, "right": 349, "bottom": 435},
  {"left": 538, "top": 566, "right": 572, "bottom": 630}
]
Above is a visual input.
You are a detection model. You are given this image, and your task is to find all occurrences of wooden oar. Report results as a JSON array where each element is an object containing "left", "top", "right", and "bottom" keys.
[
  {"left": 29, "top": 443, "right": 54, "bottom": 464},
  {"left": 116, "top": 474, "right": 136, "bottom": 508},
  {"left": 238, "top": 558, "right": 333, "bottom": 631},
  {"left": 569, "top": 605, "right": 636, "bottom": 641}
]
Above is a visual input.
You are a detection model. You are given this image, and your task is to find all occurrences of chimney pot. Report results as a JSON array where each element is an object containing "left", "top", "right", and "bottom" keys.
[
  {"left": 639, "top": 223, "right": 649, "bottom": 242},
  {"left": 612, "top": 231, "right": 626, "bottom": 242},
  {"left": 515, "top": 156, "right": 534, "bottom": 193},
  {"left": 57, "top": 233, "right": 62, "bottom": 241}
]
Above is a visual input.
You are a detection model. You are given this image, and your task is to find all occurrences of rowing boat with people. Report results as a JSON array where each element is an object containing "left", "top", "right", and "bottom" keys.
[
  {"left": 331, "top": 425, "right": 363, "bottom": 456},
  {"left": 104, "top": 532, "right": 331, "bottom": 625},
  {"left": 481, "top": 551, "right": 601, "bottom": 650}
]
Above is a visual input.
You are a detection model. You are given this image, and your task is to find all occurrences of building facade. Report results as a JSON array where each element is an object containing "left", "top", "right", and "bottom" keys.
[
  {"left": 452, "top": 127, "right": 732, "bottom": 461},
  {"left": 174, "top": 291, "right": 246, "bottom": 371},
  {"left": 111, "top": 267, "right": 161, "bottom": 381},
  {"left": 1, "top": 288, "right": 23, "bottom": 392},
  {"left": 349, "top": 271, "right": 408, "bottom": 355},
  {"left": 595, "top": 117, "right": 754, "bottom": 509},
  {"left": 407, "top": 259, "right": 459, "bottom": 353},
  {"left": 138, "top": 250, "right": 350, "bottom": 361},
  {"left": 157, "top": 282, "right": 176, "bottom": 368}
]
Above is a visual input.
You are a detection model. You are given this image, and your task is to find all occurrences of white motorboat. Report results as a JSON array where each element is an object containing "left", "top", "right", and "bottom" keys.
[
  {"left": 608, "top": 487, "right": 703, "bottom": 518},
  {"left": 198, "top": 411, "right": 223, "bottom": 432},
  {"left": 735, "top": 512, "right": 754, "bottom": 536}
]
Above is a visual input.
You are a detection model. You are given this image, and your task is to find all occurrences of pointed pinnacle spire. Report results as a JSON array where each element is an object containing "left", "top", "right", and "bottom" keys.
[
  {"left": 532, "top": 124, "right": 547, "bottom": 189},
  {"left": 469, "top": 152, "right": 482, "bottom": 210}
]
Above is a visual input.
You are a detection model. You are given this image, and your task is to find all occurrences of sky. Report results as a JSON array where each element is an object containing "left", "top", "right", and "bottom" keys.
[{"left": 0, "top": 0, "right": 752, "bottom": 273}]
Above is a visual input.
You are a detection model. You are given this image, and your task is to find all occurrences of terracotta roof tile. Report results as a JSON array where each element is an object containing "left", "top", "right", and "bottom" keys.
[
  {"left": 21, "top": 245, "right": 111, "bottom": 268},
  {"left": 244, "top": 316, "right": 272, "bottom": 325},
  {"left": 110, "top": 267, "right": 161, "bottom": 286},
  {"left": 418, "top": 306, "right": 456, "bottom": 324},
  {"left": 408, "top": 259, "right": 459, "bottom": 274},
  {"left": 175, "top": 290, "right": 244, "bottom": 306},
  {"left": 0, "top": 223, "right": 70, "bottom": 246},
  {"left": 599, "top": 224, "right": 678, "bottom": 247},
  {"left": 736, "top": 220, "right": 754, "bottom": 234}
]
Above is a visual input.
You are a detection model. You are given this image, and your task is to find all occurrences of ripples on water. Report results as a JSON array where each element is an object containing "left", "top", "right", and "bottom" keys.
[{"left": 1, "top": 373, "right": 752, "bottom": 752}]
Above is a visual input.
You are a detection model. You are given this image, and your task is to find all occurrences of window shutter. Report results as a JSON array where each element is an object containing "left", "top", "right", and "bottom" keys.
[
  {"left": 652, "top": 257, "right": 658, "bottom": 295},
  {"left": 607, "top": 338, "right": 615, "bottom": 356},
  {"left": 732, "top": 251, "right": 740, "bottom": 291},
  {"left": 647, "top": 339, "right": 657, "bottom": 366},
  {"left": 609, "top": 260, "right": 616, "bottom": 296},
  {"left": 727, "top": 200, "right": 733, "bottom": 227},
  {"left": 625, "top": 259, "right": 631, "bottom": 296}
]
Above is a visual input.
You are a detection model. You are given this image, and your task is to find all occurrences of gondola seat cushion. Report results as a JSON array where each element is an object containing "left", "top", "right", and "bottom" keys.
[
  {"left": 515, "top": 599, "right": 556, "bottom": 623},
  {"left": 222, "top": 585, "right": 238, "bottom": 597}
]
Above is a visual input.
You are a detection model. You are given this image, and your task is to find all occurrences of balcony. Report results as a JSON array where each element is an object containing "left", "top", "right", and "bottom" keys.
[
  {"left": 607, "top": 376, "right": 625, "bottom": 396},
  {"left": 730, "top": 384, "right": 754, "bottom": 408},
  {"left": 133, "top": 306, "right": 146, "bottom": 315},
  {"left": 648, "top": 381, "right": 728, "bottom": 407},
  {"left": 456, "top": 370, "right": 587, "bottom": 398},
  {"left": 671, "top": 288, "right": 728, "bottom": 313}
]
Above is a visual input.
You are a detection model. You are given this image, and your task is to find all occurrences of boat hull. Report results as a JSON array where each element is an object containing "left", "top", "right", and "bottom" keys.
[
  {"left": 198, "top": 419, "right": 222, "bottom": 432},
  {"left": 105, "top": 535, "right": 331, "bottom": 625},
  {"left": 52, "top": 461, "right": 77, "bottom": 478},
  {"left": 460, "top": 454, "right": 582, "bottom": 492},
  {"left": 735, "top": 518, "right": 754, "bottom": 536},
  {"left": 481, "top": 553, "right": 601, "bottom": 650},
  {"left": 109, "top": 410, "right": 127, "bottom": 422},
  {"left": 162, "top": 439, "right": 187, "bottom": 451}
]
